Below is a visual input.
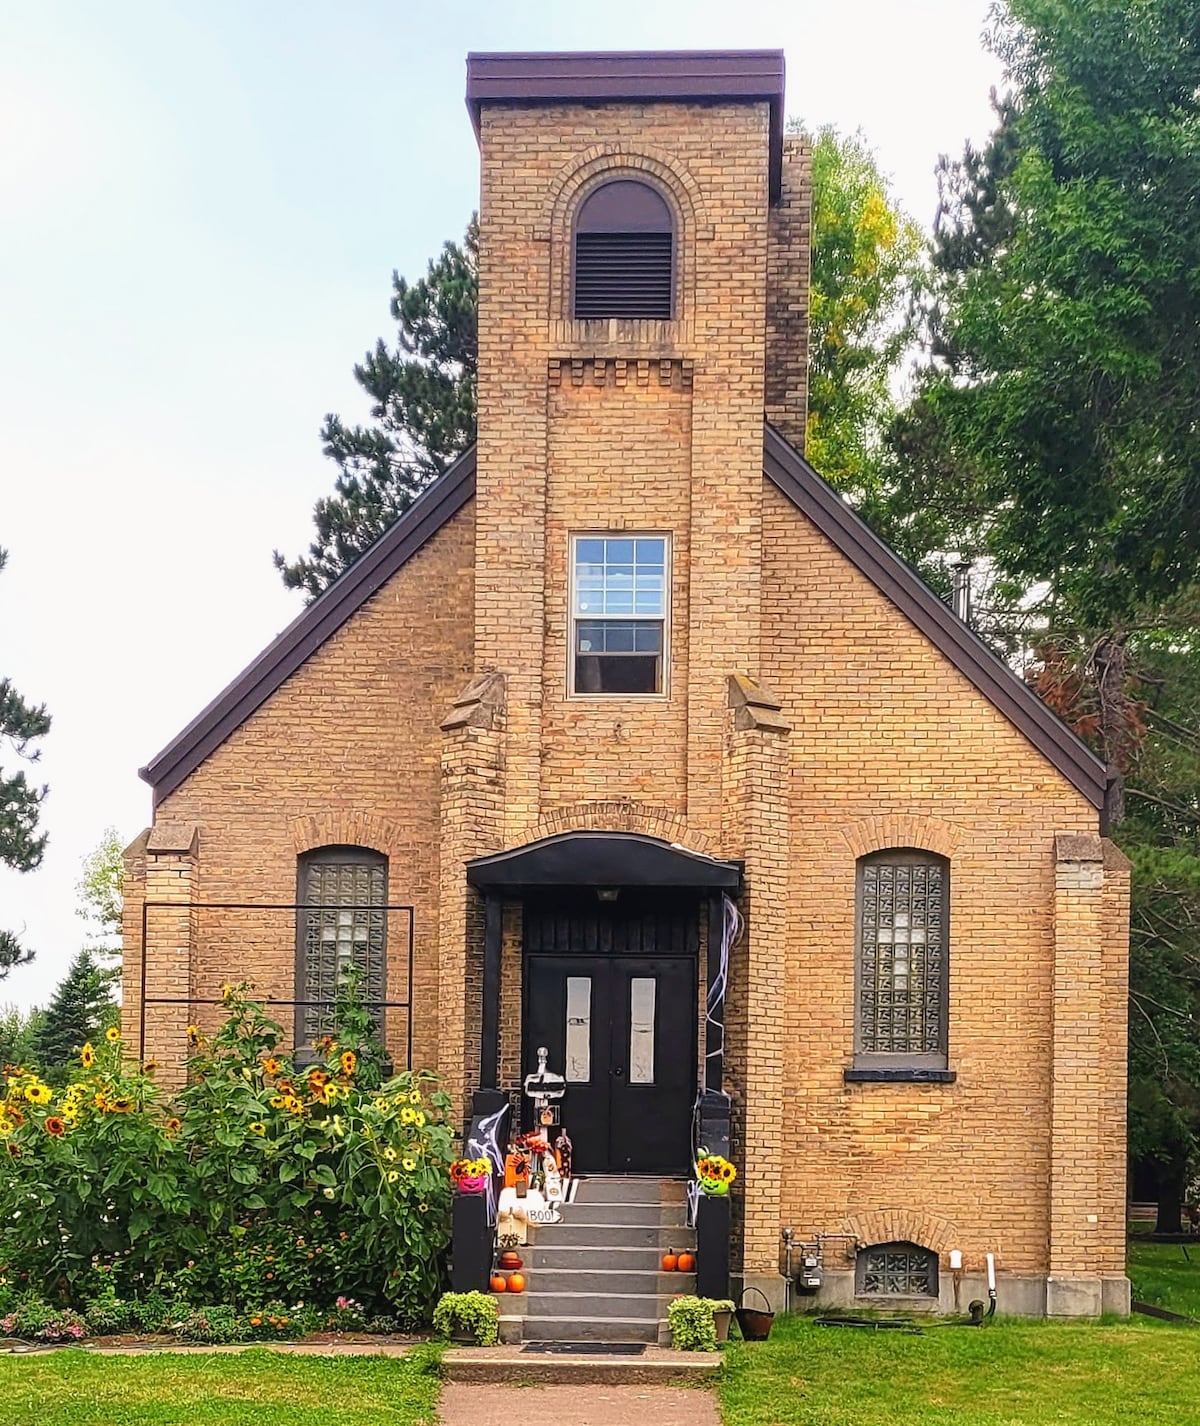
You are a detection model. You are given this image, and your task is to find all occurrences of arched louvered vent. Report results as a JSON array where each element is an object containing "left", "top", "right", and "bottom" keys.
[{"left": 573, "top": 179, "right": 674, "bottom": 321}]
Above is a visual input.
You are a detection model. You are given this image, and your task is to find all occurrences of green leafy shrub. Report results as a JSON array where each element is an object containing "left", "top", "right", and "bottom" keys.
[
  {"left": 667, "top": 1295, "right": 726, "bottom": 1351},
  {"left": 432, "top": 1290, "right": 499, "bottom": 1345},
  {"left": 174, "top": 1305, "right": 248, "bottom": 1345},
  {"left": 0, "top": 1295, "right": 88, "bottom": 1343},
  {"left": 0, "top": 981, "right": 455, "bottom": 1326}
]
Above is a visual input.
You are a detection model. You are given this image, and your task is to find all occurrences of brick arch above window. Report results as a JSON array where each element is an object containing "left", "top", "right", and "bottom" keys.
[
  {"left": 289, "top": 811, "right": 405, "bottom": 861},
  {"left": 840, "top": 814, "right": 963, "bottom": 863},
  {"left": 545, "top": 149, "right": 706, "bottom": 328},
  {"left": 844, "top": 1208, "right": 959, "bottom": 1258}
]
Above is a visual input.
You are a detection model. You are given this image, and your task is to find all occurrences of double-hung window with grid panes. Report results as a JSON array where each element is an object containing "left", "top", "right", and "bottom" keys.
[
  {"left": 571, "top": 535, "right": 669, "bottom": 695},
  {"left": 855, "top": 850, "right": 949, "bottom": 1071}
]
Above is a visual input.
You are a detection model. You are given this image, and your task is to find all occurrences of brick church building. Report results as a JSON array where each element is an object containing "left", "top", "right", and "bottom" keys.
[{"left": 124, "top": 51, "right": 1130, "bottom": 1327}]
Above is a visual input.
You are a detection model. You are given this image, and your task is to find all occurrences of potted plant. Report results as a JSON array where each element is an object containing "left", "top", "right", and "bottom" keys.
[
  {"left": 667, "top": 1295, "right": 731, "bottom": 1352},
  {"left": 710, "top": 1298, "right": 735, "bottom": 1343},
  {"left": 449, "top": 1156, "right": 492, "bottom": 1194},
  {"left": 696, "top": 1153, "right": 737, "bottom": 1196},
  {"left": 432, "top": 1291, "right": 499, "bottom": 1346}
]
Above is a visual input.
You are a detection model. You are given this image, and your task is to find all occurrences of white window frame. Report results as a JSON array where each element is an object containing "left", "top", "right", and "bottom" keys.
[{"left": 568, "top": 532, "right": 671, "bottom": 699}]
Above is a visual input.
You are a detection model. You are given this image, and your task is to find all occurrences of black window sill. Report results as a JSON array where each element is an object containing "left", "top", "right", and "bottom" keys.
[{"left": 844, "top": 1068, "right": 957, "bottom": 1084}]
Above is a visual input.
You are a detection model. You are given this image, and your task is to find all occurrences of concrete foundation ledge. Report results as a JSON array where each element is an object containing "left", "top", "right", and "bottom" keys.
[
  {"left": 1101, "top": 1274, "right": 1132, "bottom": 1317},
  {"left": 733, "top": 1271, "right": 788, "bottom": 1314},
  {"left": 441, "top": 1345, "right": 722, "bottom": 1385},
  {"left": 1046, "top": 1276, "right": 1104, "bottom": 1319}
]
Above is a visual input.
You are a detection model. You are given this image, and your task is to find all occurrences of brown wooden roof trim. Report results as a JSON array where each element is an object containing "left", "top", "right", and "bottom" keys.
[
  {"left": 763, "top": 423, "right": 1108, "bottom": 810},
  {"left": 466, "top": 50, "right": 786, "bottom": 200},
  {"left": 139, "top": 446, "right": 477, "bottom": 805}
]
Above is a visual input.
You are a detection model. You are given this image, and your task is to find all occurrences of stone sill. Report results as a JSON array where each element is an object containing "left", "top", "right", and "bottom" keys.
[{"left": 843, "top": 1068, "right": 957, "bottom": 1085}]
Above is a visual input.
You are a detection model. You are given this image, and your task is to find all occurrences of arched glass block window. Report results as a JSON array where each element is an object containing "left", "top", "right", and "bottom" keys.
[
  {"left": 573, "top": 179, "right": 674, "bottom": 320},
  {"left": 855, "top": 851, "right": 949, "bottom": 1069},
  {"left": 297, "top": 846, "right": 386, "bottom": 1047},
  {"left": 856, "top": 1242, "right": 938, "bottom": 1298}
]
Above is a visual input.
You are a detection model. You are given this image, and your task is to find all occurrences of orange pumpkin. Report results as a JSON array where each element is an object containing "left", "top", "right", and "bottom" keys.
[
  {"left": 677, "top": 1252, "right": 695, "bottom": 1273},
  {"left": 499, "top": 1251, "right": 523, "bottom": 1271},
  {"left": 490, "top": 1274, "right": 508, "bottom": 1293},
  {"left": 661, "top": 1251, "right": 678, "bottom": 1272},
  {"left": 507, "top": 1272, "right": 525, "bottom": 1294}
]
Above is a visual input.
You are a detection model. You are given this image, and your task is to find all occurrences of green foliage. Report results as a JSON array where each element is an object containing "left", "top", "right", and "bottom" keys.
[
  {"left": 431, "top": 1290, "right": 499, "bottom": 1345},
  {"left": 33, "top": 949, "right": 120, "bottom": 1082},
  {"left": 800, "top": 124, "right": 922, "bottom": 511},
  {"left": 0, "top": 987, "right": 454, "bottom": 1325},
  {"left": 174, "top": 1304, "right": 248, "bottom": 1344},
  {"left": 1127, "top": 1239, "right": 1200, "bottom": 1321},
  {"left": 0, "top": 1296, "right": 87, "bottom": 1342},
  {"left": 275, "top": 220, "right": 478, "bottom": 599},
  {"left": 667, "top": 1293, "right": 725, "bottom": 1351},
  {"left": 0, "top": 547, "right": 51, "bottom": 978},
  {"left": 0, "top": 1003, "right": 43, "bottom": 1070},
  {"left": 76, "top": 827, "right": 125, "bottom": 951}
]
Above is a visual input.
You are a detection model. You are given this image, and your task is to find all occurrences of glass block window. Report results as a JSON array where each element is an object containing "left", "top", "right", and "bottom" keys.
[
  {"left": 571, "top": 535, "right": 669, "bottom": 695},
  {"left": 856, "top": 1242, "right": 938, "bottom": 1297},
  {"left": 298, "top": 848, "right": 386, "bottom": 1046},
  {"left": 857, "top": 852, "right": 948, "bottom": 1060}
]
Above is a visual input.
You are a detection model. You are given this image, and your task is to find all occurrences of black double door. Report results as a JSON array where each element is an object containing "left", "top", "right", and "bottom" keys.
[{"left": 523, "top": 894, "right": 698, "bottom": 1175}]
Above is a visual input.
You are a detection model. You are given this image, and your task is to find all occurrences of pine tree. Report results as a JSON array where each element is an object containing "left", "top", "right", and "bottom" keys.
[
  {"left": 1, "top": 546, "right": 51, "bottom": 978},
  {"left": 274, "top": 220, "right": 479, "bottom": 600},
  {"left": 33, "top": 949, "right": 119, "bottom": 1080}
]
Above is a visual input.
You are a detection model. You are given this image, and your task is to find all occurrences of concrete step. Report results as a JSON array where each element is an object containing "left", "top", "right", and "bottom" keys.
[
  {"left": 561, "top": 1202, "right": 690, "bottom": 1227},
  {"left": 548, "top": 1222, "right": 696, "bottom": 1249},
  {"left": 521, "top": 1314, "right": 661, "bottom": 1343},
  {"left": 441, "top": 1344, "right": 722, "bottom": 1384},
  {"left": 522, "top": 1290, "right": 683, "bottom": 1321},
  {"left": 573, "top": 1177, "right": 687, "bottom": 1204},
  {"left": 531, "top": 1267, "right": 695, "bottom": 1295},
  {"left": 531, "top": 1244, "right": 684, "bottom": 1271}
]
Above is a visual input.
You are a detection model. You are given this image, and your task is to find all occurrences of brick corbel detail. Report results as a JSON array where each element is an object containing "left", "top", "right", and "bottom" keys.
[
  {"left": 139, "top": 823, "right": 200, "bottom": 1088},
  {"left": 839, "top": 814, "right": 963, "bottom": 862},
  {"left": 530, "top": 801, "right": 714, "bottom": 855},
  {"left": 722, "top": 696, "right": 790, "bottom": 1276},
  {"left": 289, "top": 811, "right": 407, "bottom": 858},
  {"left": 843, "top": 1208, "right": 959, "bottom": 1258},
  {"left": 438, "top": 675, "right": 507, "bottom": 1121}
]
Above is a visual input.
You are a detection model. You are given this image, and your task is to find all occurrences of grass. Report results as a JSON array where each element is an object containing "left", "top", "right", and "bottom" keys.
[
  {"left": 0, "top": 1344, "right": 442, "bottom": 1426},
  {"left": 718, "top": 1313, "right": 1200, "bottom": 1425},
  {"left": 1128, "top": 1237, "right": 1200, "bottom": 1318}
]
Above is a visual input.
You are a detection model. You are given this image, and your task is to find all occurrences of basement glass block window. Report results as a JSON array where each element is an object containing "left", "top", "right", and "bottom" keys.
[
  {"left": 856, "top": 852, "right": 948, "bottom": 1063},
  {"left": 298, "top": 847, "right": 386, "bottom": 1047},
  {"left": 573, "top": 179, "right": 674, "bottom": 320},
  {"left": 572, "top": 535, "right": 669, "bottom": 695},
  {"left": 856, "top": 1242, "right": 938, "bottom": 1298}
]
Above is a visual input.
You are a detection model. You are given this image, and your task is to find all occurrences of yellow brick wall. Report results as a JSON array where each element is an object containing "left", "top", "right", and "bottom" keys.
[
  {"left": 126, "top": 507, "right": 476, "bottom": 1074},
  {"left": 761, "top": 481, "right": 1101, "bottom": 1275}
]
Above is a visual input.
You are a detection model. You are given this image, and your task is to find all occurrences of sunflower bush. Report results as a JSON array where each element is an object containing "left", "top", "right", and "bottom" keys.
[{"left": 0, "top": 984, "right": 454, "bottom": 1328}]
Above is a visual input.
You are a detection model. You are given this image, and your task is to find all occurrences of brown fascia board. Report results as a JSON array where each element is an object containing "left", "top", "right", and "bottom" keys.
[
  {"left": 465, "top": 50, "right": 786, "bottom": 200},
  {"left": 763, "top": 423, "right": 1108, "bottom": 810},
  {"left": 139, "top": 445, "right": 477, "bottom": 806}
]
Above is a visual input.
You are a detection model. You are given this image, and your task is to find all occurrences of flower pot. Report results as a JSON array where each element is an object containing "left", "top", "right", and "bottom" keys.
[
  {"left": 734, "top": 1288, "right": 775, "bottom": 1341},
  {"left": 713, "top": 1309, "right": 732, "bottom": 1343}
]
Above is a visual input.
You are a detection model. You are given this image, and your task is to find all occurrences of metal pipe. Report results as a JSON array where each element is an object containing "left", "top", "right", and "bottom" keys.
[{"left": 952, "top": 560, "right": 972, "bottom": 623}]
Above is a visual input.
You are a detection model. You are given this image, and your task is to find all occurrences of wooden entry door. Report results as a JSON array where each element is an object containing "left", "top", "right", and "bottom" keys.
[{"left": 523, "top": 895, "right": 698, "bottom": 1175}]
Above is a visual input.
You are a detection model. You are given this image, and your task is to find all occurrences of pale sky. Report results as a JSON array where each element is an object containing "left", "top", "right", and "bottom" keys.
[{"left": 0, "top": 0, "right": 1003, "bottom": 1009}]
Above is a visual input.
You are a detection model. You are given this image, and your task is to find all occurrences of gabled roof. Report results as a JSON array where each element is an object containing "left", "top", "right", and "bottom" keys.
[
  {"left": 763, "top": 423, "right": 1107, "bottom": 809},
  {"left": 465, "top": 50, "right": 786, "bottom": 200},
  {"left": 139, "top": 446, "right": 476, "bottom": 804},
  {"left": 141, "top": 425, "right": 1107, "bottom": 812}
]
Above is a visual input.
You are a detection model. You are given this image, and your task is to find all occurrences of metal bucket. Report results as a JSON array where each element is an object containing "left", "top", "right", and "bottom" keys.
[{"left": 734, "top": 1287, "right": 775, "bottom": 1341}]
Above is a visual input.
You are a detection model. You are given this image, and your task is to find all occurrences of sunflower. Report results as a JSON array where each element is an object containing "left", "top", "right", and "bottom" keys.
[
  {"left": 270, "top": 1095, "right": 286, "bottom": 1109},
  {"left": 383, "top": 1146, "right": 397, "bottom": 1161},
  {"left": 220, "top": 983, "right": 234, "bottom": 1003},
  {"left": 414, "top": 1111, "right": 425, "bottom": 1127},
  {"left": 165, "top": 1117, "right": 182, "bottom": 1135},
  {"left": 373, "top": 1097, "right": 389, "bottom": 1112},
  {"left": 310, "top": 1083, "right": 333, "bottom": 1106},
  {"left": 281, "top": 1095, "right": 304, "bottom": 1116},
  {"left": 249, "top": 1121, "right": 266, "bottom": 1136},
  {"left": 6, "top": 1106, "right": 24, "bottom": 1127},
  {"left": 186, "top": 1024, "right": 204, "bottom": 1046},
  {"left": 276, "top": 1079, "right": 296, "bottom": 1096},
  {"left": 339, "top": 1050, "right": 357, "bottom": 1077},
  {"left": 108, "top": 1097, "right": 133, "bottom": 1114},
  {"left": 44, "top": 1116, "right": 67, "bottom": 1137},
  {"left": 408, "top": 1090, "right": 422, "bottom": 1105},
  {"left": 0, "top": 1119, "right": 13, "bottom": 1137},
  {"left": 387, "top": 1170, "right": 399, "bottom": 1184},
  {"left": 402, "top": 1157, "right": 416, "bottom": 1172},
  {"left": 142, "top": 1061, "right": 158, "bottom": 1076},
  {"left": 79, "top": 1043, "right": 96, "bottom": 1070},
  {"left": 315, "top": 1035, "right": 334, "bottom": 1054},
  {"left": 400, "top": 1107, "right": 416, "bottom": 1125},
  {"left": 94, "top": 1093, "right": 110, "bottom": 1111},
  {"left": 263, "top": 1057, "right": 283, "bottom": 1077},
  {"left": 105, "top": 1027, "right": 121, "bottom": 1043},
  {"left": 307, "top": 1068, "right": 328, "bottom": 1089},
  {"left": 24, "top": 1083, "right": 51, "bottom": 1105}
]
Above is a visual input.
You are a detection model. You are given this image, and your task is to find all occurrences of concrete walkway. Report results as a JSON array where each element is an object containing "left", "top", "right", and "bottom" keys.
[{"left": 440, "top": 1382, "right": 721, "bottom": 1426}]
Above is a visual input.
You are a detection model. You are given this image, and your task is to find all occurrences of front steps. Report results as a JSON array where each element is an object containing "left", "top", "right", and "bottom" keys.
[{"left": 500, "top": 1176, "right": 694, "bottom": 1345}]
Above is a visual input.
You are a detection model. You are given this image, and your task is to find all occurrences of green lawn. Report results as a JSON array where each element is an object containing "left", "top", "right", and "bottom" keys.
[
  {"left": 718, "top": 1314, "right": 1200, "bottom": 1425},
  {"left": 1128, "top": 1237, "right": 1200, "bottom": 1318},
  {"left": 0, "top": 1346, "right": 441, "bottom": 1426}
]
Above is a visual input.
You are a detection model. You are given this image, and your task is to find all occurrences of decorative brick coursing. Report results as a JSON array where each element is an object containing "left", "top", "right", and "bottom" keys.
[
  {"left": 289, "top": 812, "right": 407, "bottom": 858},
  {"left": 844, "top": 1208, "right": 960, "bottom": 1257},
  {"left": 840, "top": 814, "right": 963, "bottom": 862},
  {"left": 530, "top": 801, "right": 714, "bottom": 854}
]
